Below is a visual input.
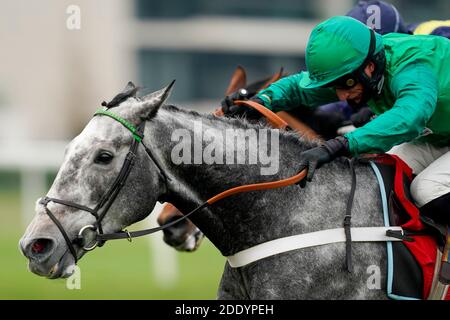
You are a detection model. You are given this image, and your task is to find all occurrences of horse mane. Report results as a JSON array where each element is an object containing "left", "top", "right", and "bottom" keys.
[{"left": 160, "top": 104, "right": 321, "bottom": 151}]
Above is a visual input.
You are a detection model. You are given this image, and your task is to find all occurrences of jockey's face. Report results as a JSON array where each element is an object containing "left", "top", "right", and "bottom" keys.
[
  {"left": 335, "top": 62, "right": 375, "bottom": 105},
  {"left": 336, "top": 83, "right": 365, "bottom": 103}
]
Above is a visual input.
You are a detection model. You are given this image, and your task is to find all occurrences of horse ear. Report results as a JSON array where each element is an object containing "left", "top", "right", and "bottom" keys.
[
  {"left": 225, "top": 65, "right": 247, "bottom": 96},
  {"left": 135, "top": 80, "right": 175, "bottom": 119}
]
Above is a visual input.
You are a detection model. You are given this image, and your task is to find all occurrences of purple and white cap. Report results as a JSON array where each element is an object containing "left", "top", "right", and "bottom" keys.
[{"left": 346, "top": 0, "right": 408, "bottom": 35}]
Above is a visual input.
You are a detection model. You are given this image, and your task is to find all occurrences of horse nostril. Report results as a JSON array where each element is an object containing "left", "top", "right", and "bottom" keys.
[{"left": 30, "top": 239, "right": 54, "bottom": 257}]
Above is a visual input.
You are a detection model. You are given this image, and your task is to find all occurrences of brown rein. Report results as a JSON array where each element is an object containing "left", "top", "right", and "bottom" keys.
[
  {"left": 207, "top": 99, "right": 305, "bottom": 204},
  {"left": 207, "top": 170, "right": 306, "bottom": 205},
  {"left": 101, "top": 100, "right": 306, "bottom": 242},
  {"left": 234, "top": 100, "right": 289, "bottom": 129}
]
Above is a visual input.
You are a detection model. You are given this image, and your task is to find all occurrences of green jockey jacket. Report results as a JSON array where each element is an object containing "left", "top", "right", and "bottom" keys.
[{"left": 257, "top": 33, "right": 450, "bottom": 156}]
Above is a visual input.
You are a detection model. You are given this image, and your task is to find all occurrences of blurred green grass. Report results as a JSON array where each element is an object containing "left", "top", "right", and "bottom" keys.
[{"left": 0, "top": 184, "right": 225, "bottom": 299}]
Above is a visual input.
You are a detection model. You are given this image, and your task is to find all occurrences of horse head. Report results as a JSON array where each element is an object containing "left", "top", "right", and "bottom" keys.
[{"left": 19, "top": 82, "right": 173, "bottom": 278}]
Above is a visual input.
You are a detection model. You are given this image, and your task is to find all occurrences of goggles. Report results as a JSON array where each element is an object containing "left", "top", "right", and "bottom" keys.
[{"left": 325, "top": 73, "right": 359, "bottom": 89}]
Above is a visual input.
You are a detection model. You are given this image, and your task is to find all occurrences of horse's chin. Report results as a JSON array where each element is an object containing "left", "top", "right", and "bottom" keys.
[
  {"left": 175, "top": 229, "right": 204, "bottom": 252},
  {"left": 52, "top": 262, "right": 77, "bottom": 280},
  {"left": 28, "top": 250, "right": 76, "bottom": 279}
]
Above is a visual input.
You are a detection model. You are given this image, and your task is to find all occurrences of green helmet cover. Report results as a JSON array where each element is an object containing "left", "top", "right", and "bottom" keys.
[{"left": 300, "top": 16, "right": 384, "bottom": 88}]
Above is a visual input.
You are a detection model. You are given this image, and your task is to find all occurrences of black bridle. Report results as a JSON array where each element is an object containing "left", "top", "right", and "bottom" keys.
[
  {"left": 39, "top": 107, "right": 202, "bottom": 263},
  {"left": 39, "top": 106, "right": 312, "bottom": 265}
]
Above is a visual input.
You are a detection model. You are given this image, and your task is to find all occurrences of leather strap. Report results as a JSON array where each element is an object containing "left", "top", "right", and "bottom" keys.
[
  {"left": 206, "top": 170, "right": 306, "bottom": 205},
  {"left": 234, "top": 100, "right": 289, "bottom": 130},
  {"left": 226, "top": 226, "right": 404, "bottom": 268},
  {"left": 41, "top": 106, "right": 306, "bottom": 259},
  {"left": 97, "top": 203, "right": 209, "bottom": 241},
  {"left": 42, "top": 204, "right": 79, "bottom": 262},
  {"left": 344, "top": 158, "right": 357, "bottom": 273},
  {"left": 40, "top": 197, "right": 98, "bottom": 217},
  {"left": 40, "top": 122, "right": 145, "bottom": 258},
  {"left": 98, "top": 171, "right": 308, "bottom": 241}
]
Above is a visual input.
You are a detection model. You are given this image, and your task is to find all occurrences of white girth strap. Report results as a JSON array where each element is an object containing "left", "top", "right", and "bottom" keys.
[{"left": 226, "top": 226, "right": 403, "bottom": 268}]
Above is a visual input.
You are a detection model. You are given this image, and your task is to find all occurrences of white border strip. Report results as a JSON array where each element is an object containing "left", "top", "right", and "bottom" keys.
[{"left": 227, "top": 226, "right": 403, "bottom": 268}]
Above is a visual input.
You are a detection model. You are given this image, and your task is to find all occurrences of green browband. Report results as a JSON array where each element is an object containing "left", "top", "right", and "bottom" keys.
[{"left": 94, "top": 108, "right": 143, "bottom": 142}]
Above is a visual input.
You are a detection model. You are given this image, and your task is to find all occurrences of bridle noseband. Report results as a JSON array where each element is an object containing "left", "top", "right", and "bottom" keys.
[
  {"left": 40, "top": 103, "right": 308, "bottom": 264},
  {"left": 39, "top": 107, "right": 168, "bottom": 262}
]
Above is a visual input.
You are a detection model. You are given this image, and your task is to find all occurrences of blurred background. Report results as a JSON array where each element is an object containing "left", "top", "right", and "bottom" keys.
[{"left": 0, "top": 0, "right": 449, "bottom": 299}]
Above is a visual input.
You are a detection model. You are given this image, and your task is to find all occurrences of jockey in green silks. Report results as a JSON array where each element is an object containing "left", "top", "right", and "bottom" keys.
[{"left": 255, "top": 16, "right": 450, "bottom": 219}]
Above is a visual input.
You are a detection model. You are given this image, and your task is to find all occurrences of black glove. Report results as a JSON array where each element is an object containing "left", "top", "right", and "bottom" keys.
[
  {"left": 350, "top": 107, "right": 375, "bottom": 128},
  {"left": 221, "top": 89, "right": 263, "bottom": 120},
  {"left": 297, "top": 136, "right": 350, "bottom": 188}
]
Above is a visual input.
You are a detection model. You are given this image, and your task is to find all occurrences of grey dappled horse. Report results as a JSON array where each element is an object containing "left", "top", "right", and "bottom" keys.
[
  {"left": 20, "top": 84, "right": 387, "bottom": 299},
  {"left": 158, "top": 66, "right": 322, "bottom": 252}
]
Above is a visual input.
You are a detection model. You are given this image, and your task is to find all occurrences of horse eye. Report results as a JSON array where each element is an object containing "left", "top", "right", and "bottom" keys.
[{"left": 94, "top": 151, "right": 114, "bottom": 164}]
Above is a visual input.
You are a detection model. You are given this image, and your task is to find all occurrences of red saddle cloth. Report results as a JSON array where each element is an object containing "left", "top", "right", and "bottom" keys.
[{"left": 371, "top": 154, "right": 448, "bottom": 299}]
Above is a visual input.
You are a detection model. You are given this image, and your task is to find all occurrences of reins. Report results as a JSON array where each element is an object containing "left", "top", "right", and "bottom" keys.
[
  {"left": 40, "top": 102, "right": 308, "bottom": 261},
  {"left": 234, "top": 100, "right": 289, "bottom": 130},
  {"left": 41, "top": 100, "right": 361, "bottom": 273},
  {"left": 98, "top": 170, "right": 307, "bottom": 242},
  {"left": 97, "top": 102, "right": 306, "bottom": 242}
]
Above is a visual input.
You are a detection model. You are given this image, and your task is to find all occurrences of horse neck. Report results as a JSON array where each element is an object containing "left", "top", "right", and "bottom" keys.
[{"left": 144, "top": 105, "right": 323, "bottom": 255}]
